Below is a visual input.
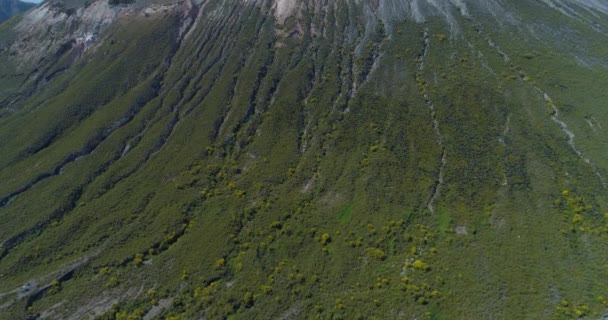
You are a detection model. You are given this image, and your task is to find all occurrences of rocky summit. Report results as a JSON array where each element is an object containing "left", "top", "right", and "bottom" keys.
[{"left": 1, "top": 0, "right": 608, "bottom": 319}]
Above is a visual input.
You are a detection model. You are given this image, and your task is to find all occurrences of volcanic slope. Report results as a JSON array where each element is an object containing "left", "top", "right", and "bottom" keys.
[{"left": 1, "top": 0, "right": 608, "bottom": 319}]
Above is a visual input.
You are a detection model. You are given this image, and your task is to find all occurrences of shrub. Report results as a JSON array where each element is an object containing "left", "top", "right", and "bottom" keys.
[
  {"left": 366, "top": 247, "right": 386, "bottom": 260},
  {"left": 360, "top": 158, "right": 369, "bottom": 167},
  {"left": 214, "top": 258, "right": 225, "bottom": 270},
  {"left": 106, "top": 276, "right": 119, "bottom": 288},
  {"left": 133, "top": 253, "right": 144, "bottom": 267},
  {"left": 260, "top": 285, "right": 273, "bottom": 295},
  {"left": 320, "top": 233, "right": 331, "bottom": 245},
  {"left": 335, "top": 298, "right": 345, "bottom": 309},
  {"left": 412, "top": 260, "right": 430, "bottom": 271},
  {"left": 49, "top": 280, "right": 61, "bottom": 294},
  {"left": 243, "top": 292, "right": 254, "bottom": 307},
  {"left": 234, "top": 261, "right": 243, "bottom": 272},
  {"left": 434, "top": 34, "right": 447, "bottom": 41}
]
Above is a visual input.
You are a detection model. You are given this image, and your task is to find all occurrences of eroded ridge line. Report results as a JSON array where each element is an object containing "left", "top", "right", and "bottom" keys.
[
  {"left": 483, "top": 30, "right": 606, "bottom": 188},
  {"left": 540, "top": 90, "right": 606, "bottom": 187},
  {"left": 416, "top": 29, "right": 447, "bottom": 214}
]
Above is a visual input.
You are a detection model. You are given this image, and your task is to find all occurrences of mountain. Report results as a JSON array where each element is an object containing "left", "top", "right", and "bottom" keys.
[
  {"left": 1, "top": 0, "right": 608, "bottom": 319},
  {"left": 0, "top": 0, "right": 35, "bottom": 23}
]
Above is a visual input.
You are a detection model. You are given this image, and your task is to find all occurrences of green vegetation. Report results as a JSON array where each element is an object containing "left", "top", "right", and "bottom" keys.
[{"left": 0, "top": 0, "right": 607, "bottom": 319}]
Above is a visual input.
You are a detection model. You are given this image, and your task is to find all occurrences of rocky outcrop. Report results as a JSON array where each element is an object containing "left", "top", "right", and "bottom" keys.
[{"left": 9, "top": 1, "right": 125, "bottom": 67}]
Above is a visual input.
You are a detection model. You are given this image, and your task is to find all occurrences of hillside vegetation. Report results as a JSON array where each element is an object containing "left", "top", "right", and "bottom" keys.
[{"left": 1, "top": 0, "right": 608, "bottom": 319}]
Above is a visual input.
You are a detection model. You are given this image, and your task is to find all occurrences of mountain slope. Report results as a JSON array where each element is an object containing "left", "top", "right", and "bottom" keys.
[
  {"left": 1, "top": 0, "right": 608, "bottom": 319},
  {"left": 0, "top": 0, "right": 35, "bottom": 23}
]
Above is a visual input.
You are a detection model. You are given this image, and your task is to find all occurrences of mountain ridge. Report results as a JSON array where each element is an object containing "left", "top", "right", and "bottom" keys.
[
  {"left": 0, "top": 0, "right": 35, "bottom": 23},
  {"left": 0, "top": 0, "right": 36, "bottom": 23}
]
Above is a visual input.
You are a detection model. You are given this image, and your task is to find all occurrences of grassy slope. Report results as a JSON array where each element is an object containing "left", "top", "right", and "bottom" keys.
[{"left": 0, "top": 1, "right": 608, "bottom": 319}]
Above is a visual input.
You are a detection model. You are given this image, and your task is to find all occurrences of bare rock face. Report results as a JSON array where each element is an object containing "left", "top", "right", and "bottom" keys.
[
  {"left": 8, "top": 0, "right": 606, "bottom": 71},
  {"left": 540, "top": 0, "right": 608, "bottom": 17},
  {"left": 7, "top": 0, "right": 195, "bottom": 69},
  {"left": 9, "top": 1, "right": 122, "bottom": 66},
  {"left": 267, "top": 0, "right": 474, "bottom": 26},
  {"left": 266, "top": 0, "right": 607, "bottom": 35}
]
